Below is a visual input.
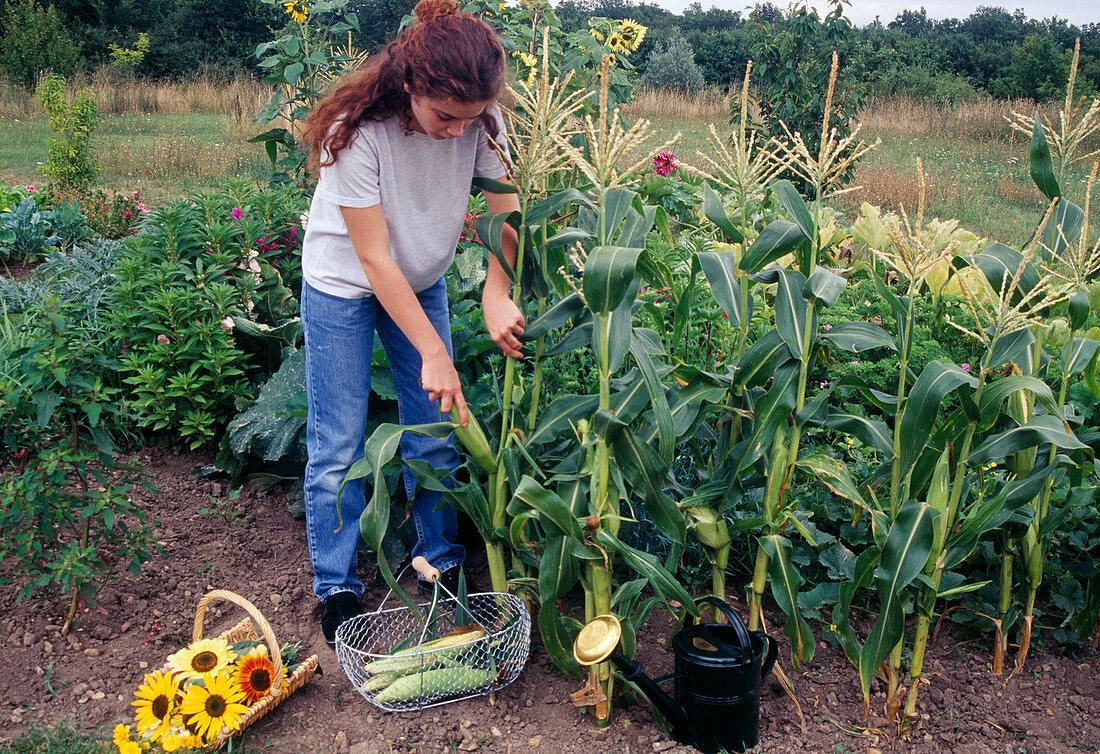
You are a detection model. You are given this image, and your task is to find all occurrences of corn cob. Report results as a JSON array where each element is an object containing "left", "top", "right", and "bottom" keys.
[
  {"left": 361, "top": 672, "right": 401, "bottom": 693},
  {"left": 448, "top": 407, "right": 496, "bottom": 472},
  {"left": 373, "top": 665, "right": 493, "bottom": 704},
  {"left": 363, "top": 627, "right": 485, "bottom": 674}
]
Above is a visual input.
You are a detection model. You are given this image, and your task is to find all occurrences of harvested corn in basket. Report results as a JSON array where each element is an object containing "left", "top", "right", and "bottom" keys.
[{"left": 335, "top": 582, "right": 530, "bottom": 711}]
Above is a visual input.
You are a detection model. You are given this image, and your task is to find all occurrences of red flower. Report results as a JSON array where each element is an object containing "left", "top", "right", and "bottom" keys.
[{"left": 653, "top": 151, "right": 678, "bottom": 177}]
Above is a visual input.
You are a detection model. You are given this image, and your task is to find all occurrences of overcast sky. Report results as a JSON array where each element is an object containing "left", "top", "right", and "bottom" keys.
[{"left": 653, "top": 1, "right": 1098, "bottom": 27}]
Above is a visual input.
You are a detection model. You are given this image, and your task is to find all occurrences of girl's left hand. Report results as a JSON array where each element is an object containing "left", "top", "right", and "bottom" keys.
[{"left": 483, "top": 292, "right": 525, "bottom": 359}]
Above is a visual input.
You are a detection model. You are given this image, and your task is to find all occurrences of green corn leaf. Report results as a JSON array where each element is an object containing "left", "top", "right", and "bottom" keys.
[
  {"left": 594, "top": 530, "right": 697, "bottom": 615},
  {"left": 858, "top": 501, "right": 937, "bottom": 709},
  {"left": 512, "top": 475, "right": 583, "bottom": 539},
  {"left": 752, "top": 267, "right": 810, "bottom": 359},
  {"left": 1029, "top": 114, "right": 1060, "bottom": 201},
  {"left": 537, "top": 602, "right": 581, "bottom": 678},
  {"left": 734, "top": 330, "right": 794, "bottom": 390},
  {"left": 617, "top": 201, "right": 657, "bottom": 249},
  {"left": 797, "top": 453, "right": 873, "bottom": 513},
  {"left": 833, "top": 546, "right": 878, "bottom": 668},
  {"left": 804, "top": 267, "right": 847, "bottom": 308},
  {"left": 471, "top": 176, "right": 519, "bottom": 194},
  {"left": 1065, "top": 337, "right": 1100, "bottom": 376},
  {"left": 527, "top": 394, "right": 598, "bottom": 445},
  {"left": 546, "top": 227, "right": 591, "bottom": 248},
  {"left": 733, "top": 362, "right": 799, "bottom": 475},
  {"left": 600, "top": 188, "right": 637, "bottom": 240},
  {"left": 898, "top": 361, "right": 976, "bottom": 482},
  {"left": 629, "top": 340, "right": 675, "bottom": 465},
  {"left": 475, "top": 210, "right": 522, "bottom": 283},
  {"left": 1068, "top": 290, "right": 1091, "bottom": 331},
  {"left": 539, "top": 536, "right": 580, "bottom": 603},
  {"left": 741, "top": 220, "right": 806, "bottom": 274},
  {"left": 772, "top": 179, "right": 815, "bottom": 241},
  {"left": 671, "top": 255, "right": 703, "bottom": 350},
  {"left": 976, "top": 376, "right": 1058, "bottom": 430},
  {"left": 522, "top": 292, "right": 584, "bottom": 341},
  {"left": 955, "top": 244, "right": 1041, "bottom": 308},
  {"left": 820, "top": 321, "right": 897, "bottom": 353},
  {"left": 968, "top": 414, "right": 1086, "bottom": 465},
  {"left": 1041, "top": 198, "right": 1083, "bottom": 261},
  {"left": 526, "top": 187, "right": 596, "bottom": 225},
  {"left": 583, "top": 245, "right": 641, "bottom": 315},
  {"left": 760, "top": 534, "right": 815, "bottom": 665},
  {"left": 698, "top": 249, "right": 742, "bottom": 328},
  {"left": 702, "top": 183, "right": 744, "bottom": 242},
  {"left": 608, "top": 426, "right": 686, "bottom": 543}
]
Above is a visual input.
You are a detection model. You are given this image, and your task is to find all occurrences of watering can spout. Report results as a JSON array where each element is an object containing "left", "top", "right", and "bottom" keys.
[{"left": 572, "top": 614, "right": 693, "bottom": 744}]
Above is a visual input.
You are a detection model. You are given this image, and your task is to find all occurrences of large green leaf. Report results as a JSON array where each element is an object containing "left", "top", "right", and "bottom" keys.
[
  {"left": 546, "top": 227, "right": 591, "bottom": 248},
  {"left": 527, "top": 394, "right": 599, "bottom": 445},
  {"left": 601, "top": 188, "right": 637, "bottom": 241},
  {"left": 474, "top": 210, "right": 522, "bottom": 283},
  {"left": 594, "top": 530, "right": 697, "bottom": 614},
  {"left": 824, "top": 413, "right": 894, "bottom": 456},
  {"left": 539, "top": 536, "right": 580, "bottom": 603},
  {"left": 526, "top": 187, "right": 596, "bottom": 225},
  {"left": 227, "top": 347, "right": 306, "bottom": 461},
  {"left": 1041, "top": 198, "right": 1084, "bottom": 261},
  {"left": 741, "top": 220, "right": 806, "bottom": 274},
  {"left": 798, "top": 453, "right": 872, "bottom": 512},
  {"left": 734, "top": 362, "right": 799, "bottom": 474},
  {"left": 522, "top": 292, "right": 584, "bottom": 341},
  {"left": 1065, "top": 337, "right": 1100, "bottom": 376},
  {"left": 629, "top": 340, "right": 675, "bottom": 464},
  {"left": 752, "top": 267, "right": 810, "bottom": 358},
  {"left": 968, "top": 414, "right": 1086, "bottom": 465},
  {"left": 537, "top": 602, "right": 581, "bottom": 678},
  {"left": 955, "top": 243, "right": 1041, "bottom": 307},
  {"left": 761, "top": 534, "right": 815, "bottom": 665},
  {"left": 858, "top": 501, "right": 937, "bottom": 708},
  {"left": 1068, "top": 290, "right": 1091, "bottom": 331},
  {"left": 734, "top": 330, "right": 794, "bottom": 389},
  {"left": 804, "top": 267, "right": 847, "bottom": 308},
  {"left": 471, "top": 175, "right": 519, "bottom": 194},
  {"left": 772, "top": 179, "right": 815, "bottom": 241},
  {"left": 511, "top": 475, "right": 584, "bottom": 539},
  {"left": 698, "top": 249, "right": 743, "bottom": 328},
  {"left": 600, "top": 414, "right": 686, "bottom": 542},
  {"left": 702, "top": 183, "right": 744, "bottom": 243},
  {"left": 1028, "top": 114, "right": 1060, "bottom": 201},
  {"left": 821, "top": 321, "right": 897, "bottom": 353},
  {"left": 834, "top": 546, "right": 878, "bottom": 668},
  {"left": 671, "top": 255, "right": 703, "bottom": 346},
  {"left": 583, "top": 246, "right": 641, "bottom": 315},
  {"left": 898, "top": 361, "right": 976, "bottom": 481},
  {"left": 976, "top": 375, "right": 1058, "bottom": 429},
  {"left": 617, "top": 201, "right": 657, "bottom": 249}
]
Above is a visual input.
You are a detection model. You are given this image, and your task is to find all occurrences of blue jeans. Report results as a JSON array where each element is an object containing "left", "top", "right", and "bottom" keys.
[{"left": 302, "top": 277, "right": 464, "bottom": 602}]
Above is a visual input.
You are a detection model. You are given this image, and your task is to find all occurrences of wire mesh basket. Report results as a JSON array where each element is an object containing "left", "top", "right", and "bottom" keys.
[{"left": 335, "top": 580, "right": 530, "bottom": 711}]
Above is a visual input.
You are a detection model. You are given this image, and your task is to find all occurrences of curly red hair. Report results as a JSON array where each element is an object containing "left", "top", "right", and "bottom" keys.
[{"left": 303, "top": 0, "right": 505, "bottom": 173}]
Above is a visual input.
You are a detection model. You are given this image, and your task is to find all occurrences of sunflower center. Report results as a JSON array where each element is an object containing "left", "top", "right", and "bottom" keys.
[
  {"left": 205, "top": 694, "right": 227, "bottom": 718},
  {"left": 192, "top": 651, "right": 219, "bottom": 672},
  {"left": 152, "top": 694, "right": 170, "bottom": 719},
  {"left": 249, "top": 668, "right": 272, "bottom": 693}
]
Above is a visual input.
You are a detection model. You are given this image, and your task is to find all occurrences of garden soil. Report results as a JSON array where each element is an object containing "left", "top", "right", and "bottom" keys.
[{"left": 1, "top": 447, "right": 1097, "bottom": 754}]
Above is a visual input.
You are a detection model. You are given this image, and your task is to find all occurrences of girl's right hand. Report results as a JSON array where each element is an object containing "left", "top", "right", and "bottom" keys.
[{"left": 420, "top": 347, "right": 469, "bottom": 427}]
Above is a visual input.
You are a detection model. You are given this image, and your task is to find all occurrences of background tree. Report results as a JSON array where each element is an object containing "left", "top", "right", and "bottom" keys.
[
  {"left": 0, "top": 0, "right": 77, "bottom": 88},
  {"left": 641, "top": 26, "right": 704, "bottom": 92}
]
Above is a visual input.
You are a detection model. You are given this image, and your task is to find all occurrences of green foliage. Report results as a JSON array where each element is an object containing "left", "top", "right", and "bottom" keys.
[
  {"left": 748, "top": 0, "right": 864, "bottom": 170},
  {"left": 0, "top": 0, "right": 77, "bottom": 88},
  {"left": 44, "top": 186, "right": 146, "bottom": 239},
  {"left": 0, "top": 198, "right": 57, "bottom": 261},
  {"left": 252, "top": 0, "right": 361, "bottom": 184},
  {"left": 34, "top": 73, "right": 100, "bottom": 189},
  {"left": 640, "top": 27, "right": 704, "bottom": 93},
  {"left": 0, "top": 720, "right": 109, "bottom": 754},
  {"left": 107, "top": 30, "right": 149, "bottom": 69},
  {"left": 0, "top": 295, "right": 153, "bottom": 619}
]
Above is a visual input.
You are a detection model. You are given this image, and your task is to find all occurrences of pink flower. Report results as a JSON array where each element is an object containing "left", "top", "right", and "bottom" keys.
[
  {"left": 156, "top": 334, "right": 169, "bottom": 345},
  {"left": 220, "top": 316, "right": 234, "bottom": 331},
  {"left": 123, "top": 210, "right": 132, "bottom": 218},
  {"left": 289, "top": 226, "right": 299, "bottom": 240},
  {"left": 823, "top": 323, "right": 833, "bottom": 331},
  {"left": 25, "top": 185, "right": 36, "bottom": 194},
  {"left": 653, "top": 151, "right": 678, "bottom": 177},
  {"left": 132, "top": 190, "right": 139, "bottom": 197},
  {"left": 137, "top": 203, "right": 147, "bottom": 213},
  {"left": 819, "top": 380, "right": 828, "bottom": 389},
  {"left": 121, "top": 344, "right": 129, "bottom": 354},
  {"left": 961, "top": 363, "right": 971, "bottom": 373},
  {"left": 230, "top": 207, "right": 243, "bottom": 220}
]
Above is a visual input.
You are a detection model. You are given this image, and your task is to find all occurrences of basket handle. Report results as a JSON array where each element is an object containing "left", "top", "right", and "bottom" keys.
[{"left": 193, "top": 589, "right": 284, "bottom": 701}]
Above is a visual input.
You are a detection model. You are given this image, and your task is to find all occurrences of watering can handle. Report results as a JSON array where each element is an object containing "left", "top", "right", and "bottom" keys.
[
  {"left": 760, "top": 632, "right": 779, "bottom": 682},
  {"left": 696, "top": 595, "right": 753, "bottom": 651}
]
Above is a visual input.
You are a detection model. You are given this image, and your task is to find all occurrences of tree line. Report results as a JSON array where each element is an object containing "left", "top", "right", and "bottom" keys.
[{"left": 0, "top": 0, "right": 1096, "bottom": 103}]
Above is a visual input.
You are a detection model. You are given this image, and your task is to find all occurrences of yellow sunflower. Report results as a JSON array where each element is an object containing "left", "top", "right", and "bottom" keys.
[
  {"left": 132, "top": 669, "right": 179, "bottom": 738},
  {"left": 589, "top": 28, "right": 605, "bottom": 43},
  {"left": 111, "top": 724, "right": 141, "bottom": 754},
  {"left": 235, "top": 647, "right": 284, "bottom": 703},
  {"left": 159, "top": 716, "right": 206, "bottom": 752},
  {"left": 283, "top": 0, "right": 308, "bottom": 23},
  {"left": 619, "top": 19, "right": 647, "bottom": 51},
  {"left": 179, "top": 672, "right": 249, "bottom": 743},
  {"left": 167, "top": 637, "right": 236, "bottom": 681},
  {"left": 606, "top": 32, "right": 629, "bottom": 54}
]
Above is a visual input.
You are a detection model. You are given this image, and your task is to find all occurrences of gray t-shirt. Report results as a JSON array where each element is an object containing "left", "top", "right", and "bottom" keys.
[{"left": 302, "top": 110, "right": 508, "bottom": 299}]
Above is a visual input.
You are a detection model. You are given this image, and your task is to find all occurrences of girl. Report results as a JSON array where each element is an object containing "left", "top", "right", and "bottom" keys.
[{"left": 300, "top": 0, "right": 522, "bottom": 645}]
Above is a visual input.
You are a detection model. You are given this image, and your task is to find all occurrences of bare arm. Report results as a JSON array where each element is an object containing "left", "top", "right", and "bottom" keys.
[
  {"left": 340, "top": 204, "right": 468, "bottom": 426},
  {"left": 481, "top": 186, "right": 525, "bottom": 359}
]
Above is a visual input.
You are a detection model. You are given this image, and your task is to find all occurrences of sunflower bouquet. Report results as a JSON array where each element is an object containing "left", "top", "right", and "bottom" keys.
[{"left": 111, "top": 590, "right": 320, "bottom": 753}]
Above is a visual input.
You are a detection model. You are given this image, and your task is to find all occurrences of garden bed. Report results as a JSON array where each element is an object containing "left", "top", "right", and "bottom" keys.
[{"left": 0, "top": 447, "right": 1096, "bottom": 753}]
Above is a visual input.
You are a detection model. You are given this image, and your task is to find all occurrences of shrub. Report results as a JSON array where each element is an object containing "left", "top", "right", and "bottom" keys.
[
  {"left": 44, "top": 186, "right": 146, "bottom": 239},
  {"left": 0, "top": 0, "right": 77, "bottom": 89},
  {"left": 34, "top": 73, "right": 100, "bottom": 188},
  {"left": 641, "top": 28, "right": 705, "bottom": 93},
  {"left": 0, "top": 198, "right": 56, "bottom": 261}
]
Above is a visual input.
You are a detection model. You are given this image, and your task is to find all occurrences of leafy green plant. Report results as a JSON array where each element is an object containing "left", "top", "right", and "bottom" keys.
[
  {"left": 43, "top": 187, "right": 146, "bottom": 240},
  {"left": 34, "top": 73, "right": 100, "bottom": 188},
  {"left": 0, "top": 0, "right": 78, "bottom": 89},
  {"left": 0, "top": 296, "right": 154, "bottom": 633},
  {"left": 640, "top": 27, "right": 704, "bottom": 93},
  {"left": 0, "top": 198, "right": 57, "bottom": 262}
]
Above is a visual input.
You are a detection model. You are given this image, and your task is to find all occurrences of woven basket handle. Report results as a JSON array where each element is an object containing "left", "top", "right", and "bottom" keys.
[{"left": 193, "top": 589, "right": 285, "bottom": 700}]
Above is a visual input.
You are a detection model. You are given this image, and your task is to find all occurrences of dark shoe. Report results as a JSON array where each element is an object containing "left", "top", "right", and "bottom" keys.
[{"left": 321, "top": 591, "right": 362, "bottom": 647}]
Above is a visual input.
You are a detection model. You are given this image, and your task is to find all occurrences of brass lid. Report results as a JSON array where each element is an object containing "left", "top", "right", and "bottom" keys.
[{"left": 573, "top": 614, "right": 622, "bottom": 666}]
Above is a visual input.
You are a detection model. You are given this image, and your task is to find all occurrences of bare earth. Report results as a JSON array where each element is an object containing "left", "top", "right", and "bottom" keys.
[{"left": 1, "top": 448, "right": 1097, "bottom": 753}]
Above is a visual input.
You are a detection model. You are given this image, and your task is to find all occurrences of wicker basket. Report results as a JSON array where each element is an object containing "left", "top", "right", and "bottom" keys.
[{"left": 190, "top": 589, "right": 320, "bottom": 750}]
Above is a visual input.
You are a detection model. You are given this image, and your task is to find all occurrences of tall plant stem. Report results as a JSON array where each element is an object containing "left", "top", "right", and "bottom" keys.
[
  {"left": 748, "top": 545, "right": 770, "bottom": 631},
  {"left": 889, "top": 298, "right": 915, "bottom": 519},
  {"left": 993, "top": 544, "right": 1014, "bottom": 674},
  {"left": 485, "top": 472, "right": 508, "bottom": 592},
  {"left": 902, "top": 584, "right": 939, "bottom": 722},
  {"left": 750, "top": 425, "right": 788, "bottom": 632}
]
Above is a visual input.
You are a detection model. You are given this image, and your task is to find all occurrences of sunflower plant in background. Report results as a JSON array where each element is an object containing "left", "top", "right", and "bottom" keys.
[{"left": 113, "top": 636, "right": 297, "bottom": 752}]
